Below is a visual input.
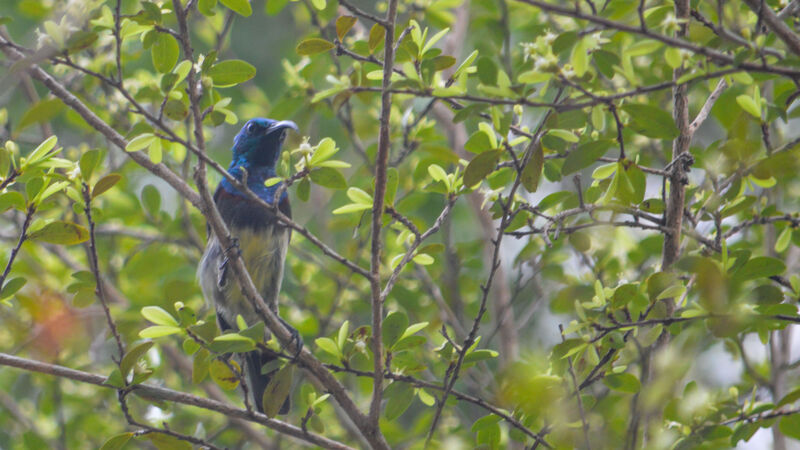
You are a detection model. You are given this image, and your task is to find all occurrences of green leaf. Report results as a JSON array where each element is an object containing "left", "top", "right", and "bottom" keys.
[
  {"left": 79, "top": 149, "right": 103, "bottom": 180},
  {"left": 296, "top": 177, "right": 310, "bottom": 201},
  {"left": 26, "top": 135, "right": 59, "bottom": 165},
  {"left": 198, "top": 0, "right": 217, "bottom": 16},
  {"left": 427, "top": 164, "right": 448, "bottom": 184},
  {"left": 626, "top": 39, "right": 662, "bottom": 56},
  {"left": 146, "top": 433, "right": 191, "bottom": 450},
  {"left": 209, "top": 359, "right": 240, "bottom": 390},
  {"left": 777, "top": 387, "right": 800, "bottom": 407},
  {"left": 546, "top": 128, "right": 579, "bottom": 143},
  {"left": 208, "top": 60, "right": 256, "bottom": 87},
  {"left": 592, "top": 162, "right": 617, "bottom": 179},
  {"left": 126, "top": 133, "right": 156, "bottom": 153},
  {"left": 105, "top": 368, "right": 125, "bottom": 388},
  {"left": 151, "top": 32, "right": 179, "bottom": 73},
  {"left": 337, "top": 320, "right": 350, "bottom": 350},
  {"left": 139, "top": 325, "right": 182, "bottom": 338},
  {"left": 521, "top": 144, "right": 544, "bottom": 192},
  {"left": 779, "top": 414, "right": 800, "bottom": 440},
  {"left": 141, "top": 184, "right": 161, "bottom": 217},
  {"left": 413, "top": 253, "right": 434, "bottom": 265},
  {"left": 384, "top": 381, "right": 414, "bottom": 420},
  {"left": 463, "top": 149, "right": 502, "bottom": 187},
  {"left": 163, "top": 99, "right": 188, "bottom": 120},
  {"left": 385, "top": 167, "right": 399, "bottom": 204},
  {"left": 0, "top": 192, "right": 26, "bottom": 212},
  {"left": 368, "top": 23, "right": 385, "bottom": 52},
  {"left": 464, "top": 130, "right": 493, "bottom": 153},
  {"left": 421, "top": 27, "right": 449, "bottom": 55},
  {"left": 604, "top": 372, "right": 641, "bottom": 393},
  {"left": 209, "top": 333, "right": 256, "bottom": 353},
  {"left": 92, "top": 173, "right": 122, "bottom": 198},
  {"left": 141, "top": 306, "right": 179, "bottom": 326},
  {"left": 562, "top": 140, "right": 613, "bottom": 175},
  {"left": 430, "top": 55, "right": 456, "bottom": 71},
  {"left": 147, "top": 138, "right": 162, "bottom": 164},
  {"left": 346, "top": 187, "right": 372, "bottom": 204},
  {"left": 621, "top": 104, "right": 679, "bottom": 140},
  {"left": 262, "top": 363, "right": 294, "bottom": 417},
  {"left": 28, "top": 221, "right": 89, "bottom": 245},
  {"left": 452, "top": 50, "right": 478, "bottom": 79},
  {"left": 336, "top": 16, "right": 357, "bottom": 41},
  {"left": 16, "top": 98, "right": 64, "bottom": 133},
  {"left": 383, "top": 310, "right": 409, "bottom": 349},
  {"left": 776, "top": 227, "right": 792, "bottom": 253},
  {"left": 400, "top": 322, "right": 429, "bottom": 341},
  {"left": 310, "top": 138, "right": 337, "bottom": 165},
  {"left": 472, "top": 414, "right": 502, "bottom": 432},
  {"left": 192, "top": 349, "right": 210, "bottom": 383},
  {"left": 476, "top": 56, "right": 497, "bottom": 85},
  {"left": 393, "top": 335, "right": 426, "bottom": 352},
  {"left": 296, "top": 38, "right": 335, "bottom": 56},
  {"left": 664, "top": 47, "right": 681, "bottom": 68},
  {"left": 315, "top": 337, "right": 341, "bottom": 358},
  {"left": 736, "top": 94, "right": 762, "bottom": 119},
  {"left": 735, "top": 256, "right": 785, "bottom": 281},
  {"left": 571, "top": 38, "right": 588, "bottom": 77},
  {"left": 219, "top": 0, "right": 252, "bottom": 16},
  {"left": 332, "top": 203, "right": 371, "bottom": 214},
  {"left": 464, "top": 349, "right": 498, "bottom": 364},
  {"left": 100, "top": 433, "right": 133, "bottom": 450},
  {"left": 120, "top": 341, "right": 154, "bottom": 377},
  {"left": 0, "top": 277, "right": 26, "bottom": 299},
  {"left": 265, "top": 0, "right": 289, "bottom": 14},
  {"left": 309, "top": 167, "right": 347, "bottom": 189}
]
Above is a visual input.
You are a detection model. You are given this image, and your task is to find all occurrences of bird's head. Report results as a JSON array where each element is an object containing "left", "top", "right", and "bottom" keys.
[{"left": 231, "top": 118, "right": 298, "bottom": 168}]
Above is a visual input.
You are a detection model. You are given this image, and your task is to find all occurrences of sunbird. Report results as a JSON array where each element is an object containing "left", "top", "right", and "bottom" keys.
[{"left": 198, "top": 118, "right": 301, "bottom": 414}]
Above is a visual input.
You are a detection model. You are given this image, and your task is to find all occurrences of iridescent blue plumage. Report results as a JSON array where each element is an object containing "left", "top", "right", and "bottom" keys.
[{"left": 198, "top": 117, "right": 298, "bottom": 414}]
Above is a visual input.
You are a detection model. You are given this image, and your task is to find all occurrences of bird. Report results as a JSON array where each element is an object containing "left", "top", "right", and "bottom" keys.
[{"left": 197, "top": 117, "right": 301, "bottom": 415}]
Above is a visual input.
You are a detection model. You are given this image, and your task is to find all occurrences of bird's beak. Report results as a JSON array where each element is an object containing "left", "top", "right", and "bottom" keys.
[{"left": 269, "top": 120, "right": 299, "bottom": 133}]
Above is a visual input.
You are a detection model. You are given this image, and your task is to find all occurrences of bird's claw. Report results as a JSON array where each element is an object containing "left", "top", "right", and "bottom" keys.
[
  {"left": 226, "top": 237, "right": 242, "bottom": 256},
  {"left": 217, "top": 238, "right": 241, "bottom": 287},
  {"left": 279, "top": 316, "right": 304, "bottom": 362}
]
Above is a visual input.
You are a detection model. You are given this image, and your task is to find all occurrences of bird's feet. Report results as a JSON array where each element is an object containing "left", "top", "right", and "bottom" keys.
[
  {"left": 217, "top": 237, "right": 241, "bottom": 287},
  {"left": 279, "top": 316, "right": 304, "bottom": 362}
]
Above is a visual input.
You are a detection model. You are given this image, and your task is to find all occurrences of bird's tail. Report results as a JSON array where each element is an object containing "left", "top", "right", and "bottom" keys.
[{"left": 244, "top": 349, "right": 290, "bottom": 414}]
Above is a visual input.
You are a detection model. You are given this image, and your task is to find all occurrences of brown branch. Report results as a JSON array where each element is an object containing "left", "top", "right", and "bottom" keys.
[
  {"left": 0, "top": 205, "right": 34, "bottom": 289},
  {"left": 662, "top": 0, "right": 692, "bottom": 272},
  {"left": 367, "top": 0, "right": 399, "bottom": 433},
  {"left": 425, "top": 91, "right": 561, "bottom": 448},
  {"left": 688, "top": 78, "right": 728, "bottom": 133},
  {"left": 169, "top": 3, "right": 388, "bottom": 447},
  {"left": 742, "top": 0, "right": 800, "bottom": 57},
  {"left": 514, "top": 0, "right": 800, "bottom": 77},
  {"left": 82, "top": 183, "right": 125, "bottom": 360},
  {"left": 0, "top": 353, "right": 353, "bottom": 450},
  {"left": 0, "top": 40, "right": 204, "bottom": 210}
]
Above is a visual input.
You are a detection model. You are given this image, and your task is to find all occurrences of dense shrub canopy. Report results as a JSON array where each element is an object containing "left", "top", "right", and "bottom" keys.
[{"left": 1, "top": 0, "right": 800, "bottom": 448}]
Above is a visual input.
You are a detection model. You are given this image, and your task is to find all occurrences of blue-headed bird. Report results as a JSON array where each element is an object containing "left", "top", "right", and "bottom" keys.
[{"left": 198, "top": 118, "right": 300, "bottom": 414}]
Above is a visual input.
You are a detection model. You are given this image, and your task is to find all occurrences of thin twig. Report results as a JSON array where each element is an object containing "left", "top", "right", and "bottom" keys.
[{"left": 0, "top": 352, "right": 354, "bottom": 450}]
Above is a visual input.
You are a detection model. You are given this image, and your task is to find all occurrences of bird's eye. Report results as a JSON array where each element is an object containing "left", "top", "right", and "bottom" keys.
[{"left": 246, "top": 122, "right": 259, "bottom": 134}]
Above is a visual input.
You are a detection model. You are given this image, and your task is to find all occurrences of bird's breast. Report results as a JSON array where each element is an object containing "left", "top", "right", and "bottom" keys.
[{"left": 230, "top": 224, "right": 288, "bottom": 312}]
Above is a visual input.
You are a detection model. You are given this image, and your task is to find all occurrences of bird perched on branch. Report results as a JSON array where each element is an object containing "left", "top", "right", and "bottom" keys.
[{"left": 198, "top": 118, "right": 301, "bottom": 414}]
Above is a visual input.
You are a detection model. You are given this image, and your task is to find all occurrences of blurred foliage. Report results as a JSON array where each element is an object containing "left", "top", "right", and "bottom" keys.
[{"left": 0, "top": 0, "right": 800, "bottom": 448}]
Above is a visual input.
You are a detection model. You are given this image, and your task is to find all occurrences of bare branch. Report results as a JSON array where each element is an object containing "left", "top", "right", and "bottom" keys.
[
  {"left": 742, "top": 0, "right": 800, "bottom": 57},
  {"left": 0, "top": 353, "right": 354, "bottom": 450},
  {"left": 367, "top": 0, "right": 400, "bottom": 433}
]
